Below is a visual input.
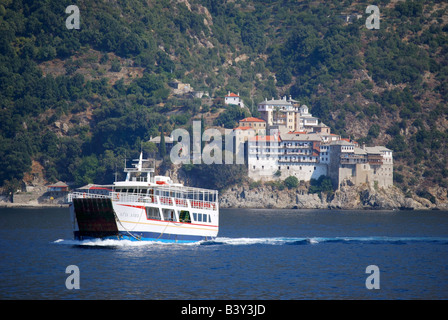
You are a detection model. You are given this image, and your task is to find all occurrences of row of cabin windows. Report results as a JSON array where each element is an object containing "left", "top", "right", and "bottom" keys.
[
  {"left": 145, "top": 207, "right": 211, "bottom": 224},
  {"left": 115, "top": 188, "right": 216, "bottom": 202},
  {"left": 115, "top": 188, "right": 149, "bottom": 194}
]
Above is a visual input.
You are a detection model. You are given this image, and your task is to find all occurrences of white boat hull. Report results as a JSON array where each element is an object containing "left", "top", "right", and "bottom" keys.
[
  {"left": 70, "top": 197, "right": 219, "bottom": 243},
  {"left": 68, "top": 152, "right": 219, "bottom": 243}
]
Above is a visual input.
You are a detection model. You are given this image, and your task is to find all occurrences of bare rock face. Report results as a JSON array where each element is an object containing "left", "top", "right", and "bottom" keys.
[
  {"left": 219, "top": 183, "right": 441, "bottom": 210},
  {"left": 296, "top": 193, "right": 326, "bottom": 209},
  {"left": 219, "top": 184, "right": 326, "bottom": 209}
]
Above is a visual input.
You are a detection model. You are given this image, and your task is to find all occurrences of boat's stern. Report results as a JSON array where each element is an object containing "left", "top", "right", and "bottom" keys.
[{"left": 70, "top": 197, "right": 119, "bottom": 240}]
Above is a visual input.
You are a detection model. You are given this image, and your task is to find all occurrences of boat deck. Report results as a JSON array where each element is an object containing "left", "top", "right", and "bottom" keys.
[{"left": 68, "top": 187, "right": 218, "bottom": 211}]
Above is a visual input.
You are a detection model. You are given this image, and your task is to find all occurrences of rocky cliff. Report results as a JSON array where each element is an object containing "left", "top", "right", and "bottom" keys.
[
  {"left": 171, "top": 163, "right": 448, "bottom": 210},
  {"left": 219, "top": 183, "right": 448, "bottom": 210}
]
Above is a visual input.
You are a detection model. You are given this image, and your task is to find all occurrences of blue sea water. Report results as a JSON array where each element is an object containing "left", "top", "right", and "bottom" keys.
[{"left": 0, "top": 207, "right": 447, "bottom": 300}]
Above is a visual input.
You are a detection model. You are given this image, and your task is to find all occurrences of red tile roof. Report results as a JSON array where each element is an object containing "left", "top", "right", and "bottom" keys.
[
  {"left": 240, "top": 117, "right": 265, "bottom": 123},
  {"left": 225, "top": 92, "right": 239, "bottom": 97},
  {"left": 234, "top": 126, "right": 253, "bottom": 130},
  {"left": 249, "top": 135, "right": 280, "bottom": 142}
]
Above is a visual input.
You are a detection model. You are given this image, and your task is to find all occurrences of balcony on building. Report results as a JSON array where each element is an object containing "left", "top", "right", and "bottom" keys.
[
  {"left": 367, "top": 155, "right": 383, "bottom": 165},
  {"left": 340, "top": 154, "right": 367, "bottom": 164}
]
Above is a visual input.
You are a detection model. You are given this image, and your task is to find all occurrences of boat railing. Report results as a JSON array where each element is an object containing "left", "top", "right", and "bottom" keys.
[
  {"left": 110, "top": 192, "right": 217, "bottom": 211},
  {"left": 190, "top": 200, "right": 217, "bottom": 211},
  {"left": 67, "top": 192, "right": 111, "bottom": 202},
  {"left": 159, "top": 196, "right": 173, "bottom": 206},
  {"left": 68, "top": 191, "right": 217, "bottom": 211}
]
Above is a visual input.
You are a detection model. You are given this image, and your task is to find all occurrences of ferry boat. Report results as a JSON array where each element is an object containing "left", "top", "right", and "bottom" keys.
[{"left": 68, "top": 153, "right": 219, "bottom": 243}]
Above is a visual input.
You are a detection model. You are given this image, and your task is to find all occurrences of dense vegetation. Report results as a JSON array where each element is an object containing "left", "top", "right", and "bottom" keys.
[
  {"left": 182, "top": 163, "right": 248, "bottom": 191},
  {"left": 0, "top": 0, "right": 447, "bottom": 200}
]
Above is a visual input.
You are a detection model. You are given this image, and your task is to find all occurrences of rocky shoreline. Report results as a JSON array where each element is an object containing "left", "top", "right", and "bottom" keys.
[
  {"left": 0, "top": 201, "right": 68, "bottom": 208},
  {"left": 0, "top": 193, "right": 68, "bottom": 208},
  {"left": 2, "top": 184, "right": 447, "bottom": 211},
  {"left": 219, "top": 183, "right": 448, "bottom": 210}
]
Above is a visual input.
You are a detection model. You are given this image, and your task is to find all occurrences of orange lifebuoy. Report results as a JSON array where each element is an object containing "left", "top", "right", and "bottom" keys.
[{"left": 114, "top": 193, "right": 120, "bottom": 201}]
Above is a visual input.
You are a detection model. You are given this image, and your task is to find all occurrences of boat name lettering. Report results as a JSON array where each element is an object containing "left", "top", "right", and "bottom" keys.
[{"left": 121, "top": 212, "right": 140, "bottom": 218}]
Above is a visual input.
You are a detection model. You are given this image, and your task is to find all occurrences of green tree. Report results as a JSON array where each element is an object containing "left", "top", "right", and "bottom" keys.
[
  {"left": 368, "top": 124, "right": 380, "bottom": 139},
  {"left": 214, "top": 105, "right": 250, "bottom": 128},
  {"left": 309, "top": 176, "right": 333, "bottom": 194},
  {"left": 181, "top": 163, "right": 247, "bottom": 191},
  {"left": 284, "top": 176, "right": 299, "bottom": 189},
  {"left": 110, "top": 60, "right": 121, "bottom": 72},
  {"left": 159, "top": 126, "right": 167, "bottom": 158},
  {"left": 71, "top": 155, "right": 100, "bottom": 187}
]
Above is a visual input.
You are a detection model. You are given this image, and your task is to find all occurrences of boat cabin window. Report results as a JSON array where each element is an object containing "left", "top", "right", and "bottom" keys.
[
  {"left": 146, "top": 207, "right": 161, "bottom": 220},
  {"left": 121, "top": 188, "right": 146, "bottom": 194},
  {"left": 193, "top": 213, "right": 210, "bottom": 223},
  {"left": 162, "top": 209, "right": 176, "bottom": 221},
  {"left": 179, "top": 210, "right": 191, "bottom": 223}
]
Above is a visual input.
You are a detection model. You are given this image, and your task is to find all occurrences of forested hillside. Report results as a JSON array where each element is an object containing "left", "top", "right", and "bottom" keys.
[{"left": 0, "top": 0, "right": 447, "bottom": 202}]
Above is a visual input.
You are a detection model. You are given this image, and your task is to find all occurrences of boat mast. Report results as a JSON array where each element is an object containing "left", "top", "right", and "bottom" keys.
[{"left": 123, "top": 152, "right": 154, "bottom": 183}]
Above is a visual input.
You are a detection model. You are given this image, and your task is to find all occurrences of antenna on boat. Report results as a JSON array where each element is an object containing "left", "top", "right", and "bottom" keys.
[{"left": 137, "top": 151, "right": 143, "bottom": 171}]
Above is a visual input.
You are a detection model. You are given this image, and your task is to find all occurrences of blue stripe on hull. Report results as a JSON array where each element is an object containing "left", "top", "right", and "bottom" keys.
[{"left": 74, "top": 231, "right": 213, "bottom": 243}]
